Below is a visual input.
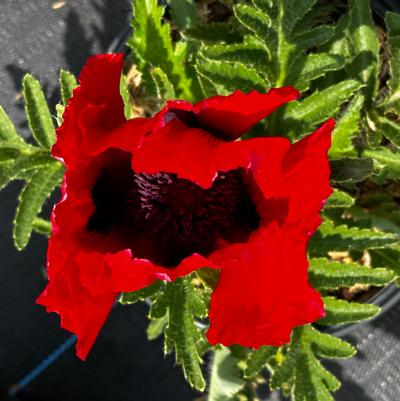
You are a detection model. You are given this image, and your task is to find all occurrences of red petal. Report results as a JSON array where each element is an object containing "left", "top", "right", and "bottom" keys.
[
  {"left": 36, "top": 250, "right": 117, "bottom": 361},
  {"left": 206, "top": 223, "right": 325, "bottom": 348},
  {"left": 52, "top": 53, "right": 128, "bottom": 168},
  {"left": 193, "top": 87, "right": 299, "bottom": 140},
  {"left": 132, "top": 119, "right": 251, "bottom": 188},
  {"left": 282, "top": 119, "right": 335, "bottom": 234}
]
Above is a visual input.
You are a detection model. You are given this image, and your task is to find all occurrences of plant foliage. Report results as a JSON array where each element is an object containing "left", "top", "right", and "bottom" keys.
[{"left": 1, "top": 0, "right": 400, "bottom": 400}]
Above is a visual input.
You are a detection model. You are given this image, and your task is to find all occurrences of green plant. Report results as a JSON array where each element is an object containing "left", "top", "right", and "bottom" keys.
[{"left": 0, "top": 0, "right": 400, "bottom": 400}]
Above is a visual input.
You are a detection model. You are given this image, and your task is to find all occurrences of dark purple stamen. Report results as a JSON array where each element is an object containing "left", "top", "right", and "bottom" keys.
[{"left": 88, "top": 151, "right": 259, "bottom": 266}]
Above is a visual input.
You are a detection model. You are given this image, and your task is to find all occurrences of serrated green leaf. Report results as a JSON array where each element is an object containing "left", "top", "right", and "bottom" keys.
[
  {"left": 329, "top": 94, "right": 364, "bottom": 157},
  {"left": 120, "top": 74, "right": 132, "bottom": 120},
  {"left": 150, "top": 67, "right": 176, "bottom": 105},
  {"left": 309, "top": 220, "right": 400, "bottom": 254},
  {"left": 120, "top": 280, "right": 164, "bottom": 304},
  {"left": 281, "top": 0, "right": 315, "bottom": 36},
  {"left": 129, "top": 0, "right": 193, "bottom": 100},
  {"left": 378, "top": 117, "right": 400, "bottom": 147},
  {"left": 167, "top": 0, "right": 198, "bottom": 30},
  {"left": 0, "top": 150, "right": 57, "bottom": 191},
  {"left": 208, "top": 346, "right": 245, "bottom": 401},
  {"left": 244, "top": 346, "right": 278, "bottom": 378},
  {"left": 347, "top": 0, "right": 379, "bottom": 104},
  {"left": 0, "top": 146, "right": 22, "bottom": 162},
  {"left": 200, "top": 42, "right": 270, "bottom": 73},
  {"left": 165, "top": 278, "right": 206, "bottom": 391},
  {"left": 185, "top": 22, "right": 243, "bottom": 44},
  {"left": 290, "top": 53, "right": 345, "bottom": 92},
  {"left": 309, "top": 258, "right": 395, "bottom": 289},
  {"left": 364, "top": 147, "right": 400, "bottom": 181},
  {"left": 13, "top": 163, "right": 63, "bottom": 250},
  {"left": 307, "top": 328, "right": 356, "bottom": 359},
  {"left": 324, "top": 189, "right": 354, "bottom": 209},
  {"left": 234, "top": 3, "right": 272, "bottom": 41},
  {"left": 284, "top": 80, "right": 363, "bottom": 135},
  {"left": 196, "top": 59, "right": 267, "bottom": 94},
  {"left": 294, "top": 25, "right": 336, "bottom": 51},
  {"left": 32, "top": 217, "right": 51, "bottom": 237},
  {"left": 370, "top": 247, "right": 400, "bottom": 276},
  {"left": 330, "top": 157, "right": 374, "bottom": 183},
  {"left": 59, "top": 69, "right": 77, "bottom": 105},
  {"left": 271, "top": 326, "right": 350, "bottom": 401},
  {"left": 0, "top": 106, "right": 24, "bottom": 143},
  {"left": 23, "top": 74, "right": 55, "bottom": 149},
  {"left": 147, "top": 314, "right": 169, "bottom": 341},
  {"left": 319, "top": 297, "right": 380, "bottom": 325},
  {"left": 382, "top": 12, "right": 400, "bottom": 114}
]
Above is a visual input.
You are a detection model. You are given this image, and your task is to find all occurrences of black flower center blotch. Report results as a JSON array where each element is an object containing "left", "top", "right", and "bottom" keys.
[{"left": 88, "top": 150, "right": 260, "bottom": 266}]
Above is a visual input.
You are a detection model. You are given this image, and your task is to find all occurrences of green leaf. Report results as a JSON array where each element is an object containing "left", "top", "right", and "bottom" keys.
[
  {"left": 284, "top": 80, "right": 363, "bottom": 135},
  {"left": 13, "top": 163, "right": 63, "bottom": 250},
  {"left": 150, "top": 67, "right": 176, "bottom": 105},
  {"left": 234, "top": 3, "right": 272, "bottom": 43},
  {"left": 129, "top": 0, "right": 193, "bottom": 100},
  {"left": 0, "top": 106, "right": 24, "bottom": 143},
  {"left": 364, "top": 147, "right": 400, "bottom": 181},
  {"left": 281, "top": 0, "right": 316, "bottom": 36},
  {"left": 120, "top": 281, "right": 164, "bottom": 304},
  {"left": 290, "top": 53, "right": 345, "bottom": 92},
  {"left": 347, "top": 0, "right": 379, "bottom": 104},
  {"left": 324, "top": 189, "right": 354, "bottom": 209},
  {"left": 244, "top": 346, "right": 278, "bottom": 378},
  {"left": 196, "top": 59, "right": 267, "bottom": 94},
  {"left": 319, "top": 297, "right": 380, "bottom": 325},
  {"left": 383, "top": 12, "right": 400, "bottom": 113},
  {"left": 309, "top": 258, "right": 395, "bottom": 290},
  {"left": 330, "top": 157, "right": 374, "bottom": 183},
  {"left": 378, "top": 117, "right": 400, "bottom": 147},
  {"left": 167, "top": 0, "right": 198, "bottom": 30},
  {"left": 0, "top": 146, "right": 22, "bottom": 162},
  {"left": 370, "top": 247, "right": 400, "bottom": 276},
  {"left": 164, "top": 278, "right": 206, "bottom": 391},
  {"left": 208, "top": 346, "right": 245, "bottom": 401},
  {"left": 120, "top": 74, "right": 132, "bottom": 120},
  {"left": 23, "top": 74, "right": 55, "bottom": 149},
  {"left": 306, "top": 327, "right": 356, "bottom": 359},
  {"left": 185, "top": 22, "right": 243, "bottom": 44},
  {"left": 271, "top": 326, "right": 354, "bottom": 401},
  {"left": 59, "top": 69, "right": 77, "bottom": 105},
  {"left": 329, "top": 94, "right": 364, "bottom": 158},
  {"left": 309, "top": 220, "right": 400, "bottom": 254},
  {"left": 200, "top": 42, "right": 270, "bottom": 73},
  {"left": 32, "top": 217, "right": 51, "bottom": 237},
  {"left": 294, "top": 25, "right": 336, "bottom": 51},
  {"left": 0, "top": 151, "right": 56, "bottom": 191},
  {"left": 147, "top": 314, "right": 169, "bottom": 341}
]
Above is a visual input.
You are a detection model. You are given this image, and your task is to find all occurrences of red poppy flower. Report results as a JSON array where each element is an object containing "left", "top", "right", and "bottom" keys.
[{"left": 37, "top": 53, "right": 334, "bottom": 360}]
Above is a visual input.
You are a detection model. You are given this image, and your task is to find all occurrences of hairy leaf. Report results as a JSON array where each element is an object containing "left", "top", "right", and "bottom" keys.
[
  {"left": 23, "top": 74, "right": 55, "bottom": 149},
  {"left": 319, "top": 297, "right": 380, "bottom": 325},
  {"left": 309, "top": 220, "right": 400, "bottom": 254},
  {"left": 164, "top": 278, "right": 206, "bottom": 391},
  {"left": 13, "top": 163, "right": 63, "bottom": 250},
  {"left": 330, "top": 157, "right": 374, "bottom": 183},
  {"left": 208, "top": 346, "right": 245, "bottom": 401},
  {"left": 284, "top": 80, "right": 363, "bottom": 135},
  {"left": 324, "top": 189, "right": 354, "bottom": 209},
  {"left": 309, "top": 258, "right": 395, "bottom": 289},
  {"left": 329, "top": 94, "right": 364, "bottom": 158},
  {"left": 59, "top": 69, "right": 77, "bottom": 105}
]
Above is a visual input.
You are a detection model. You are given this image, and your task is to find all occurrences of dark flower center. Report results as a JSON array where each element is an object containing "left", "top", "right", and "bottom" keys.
[{"left": 88, "top": 150, "right": 260, "bottom": 266}]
